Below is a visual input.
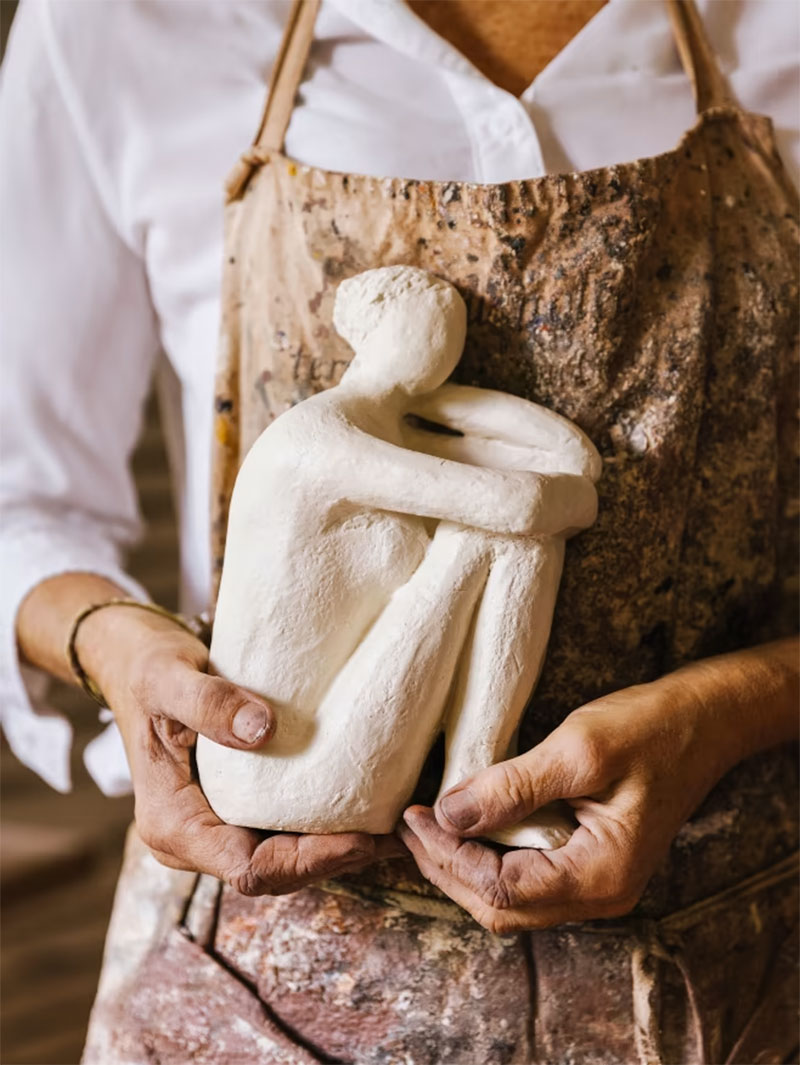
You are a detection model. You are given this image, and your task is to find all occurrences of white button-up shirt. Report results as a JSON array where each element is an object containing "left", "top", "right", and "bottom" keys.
[{"left": 1, "top": 0, "right": 798, "bottom": 795}]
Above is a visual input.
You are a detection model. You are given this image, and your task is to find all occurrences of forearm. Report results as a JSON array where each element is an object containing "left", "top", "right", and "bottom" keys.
[
  {"left": 344, "top": 459, "right": 527, "bottom": 532},
  {"left": 16, "top": 572, "right": 132, "bottom": 684},
  {"left": 15, "top": 577, "right": 379, "bottom": 890},
  {"left": 662, "top": 637, "right": 799, "bottom": 777},
  {"left": 16, "top": 572, "right": 183, "bottom": 699},
  {"left": 348, "top": 458, "right": 596, "bottom": 536}
]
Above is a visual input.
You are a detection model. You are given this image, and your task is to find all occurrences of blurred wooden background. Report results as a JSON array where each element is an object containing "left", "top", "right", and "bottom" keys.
[{"left": 1, "top": 392, "right": 180, "bottom": 1065}]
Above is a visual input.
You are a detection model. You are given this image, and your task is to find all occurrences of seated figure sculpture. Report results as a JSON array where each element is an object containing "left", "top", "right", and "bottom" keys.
[{"left": 197, "top": 266, "right": 601, "bottom": 849}]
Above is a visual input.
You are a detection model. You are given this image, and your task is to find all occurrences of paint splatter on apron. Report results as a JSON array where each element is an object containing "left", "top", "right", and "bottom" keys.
[{"left": 84, "top": 2, "right": 799, "bottom": 1062}]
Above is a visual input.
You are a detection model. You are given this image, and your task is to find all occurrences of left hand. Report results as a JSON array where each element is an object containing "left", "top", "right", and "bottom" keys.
[{"left": 399, "top": 645, "right": 798, "bottom": 933}]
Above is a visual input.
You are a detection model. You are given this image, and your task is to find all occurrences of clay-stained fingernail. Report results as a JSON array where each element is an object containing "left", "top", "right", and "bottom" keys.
[
  {"left": 437, "top": 787, "right": 479, "bottom": 831},
  {"left": 332, "top": 845, "right": 373, "bottom": 873},
  {"left": 337, "top": 855, "right": 371, "bottom": 872},
  {"left": 382, "top": 837, "right": 409, "bottom": 859},
  {"left": 345, "top": 844, "right": 374, "bottom": 861},
  {"left": 232, "top": 703, "right": 270, "bottom": 744}
]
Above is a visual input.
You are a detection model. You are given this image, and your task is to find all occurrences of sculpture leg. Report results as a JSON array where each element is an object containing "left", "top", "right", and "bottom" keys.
[
  {"left": 287, "top": 521, "right": 493, "bottom": 833},
  {"left": 199, "top": 521, "right": 494, "bottom": 835},
  {"left": 438, "top": 534, "right": 575, "bottom": 849}
]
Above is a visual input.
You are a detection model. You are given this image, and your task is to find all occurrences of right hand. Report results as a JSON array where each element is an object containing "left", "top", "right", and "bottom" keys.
[{"left": 78, "top": 603, "right": 402, "bottom": 894}]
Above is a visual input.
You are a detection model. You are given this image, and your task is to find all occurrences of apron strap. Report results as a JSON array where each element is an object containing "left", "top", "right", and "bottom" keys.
[
  {"left": 225, "top": 0, "right": 736, "bottom": 201},
  {"left": 250, "top": 0, "right": 734, "bottom": 151},
  {"left": 665, "top": 0, "right": 737, "bottom": 112},
  {"left": 255, "top": 0, "right": 321, "bottom": 154}
]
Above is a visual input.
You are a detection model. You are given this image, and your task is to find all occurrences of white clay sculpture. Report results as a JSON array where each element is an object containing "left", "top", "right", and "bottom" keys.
[{"left": 197, "top": 266, "right": 601, "bottom": 849}]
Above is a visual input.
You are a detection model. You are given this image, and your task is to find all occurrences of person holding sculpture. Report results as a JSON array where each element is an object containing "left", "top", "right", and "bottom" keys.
[
  {"left": 198, "top": 265, "right": 602, "bottom": 850},
  {"left": 2, "top": 0, "right": 798, "bottom": 1061}
]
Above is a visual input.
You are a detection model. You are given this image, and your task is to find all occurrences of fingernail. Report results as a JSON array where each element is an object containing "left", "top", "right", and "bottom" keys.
[
  {"left": 438, "top": 787, "right": 480, "bottom": 831},
  {"left": 335, "top": 846, "right": 372, "bottom": 870},
  {"left": 232, "top": 703, "right": 270, "bottom": 744},
  {"left": 345, "top": 844, "right": 373, "bottom": 861}
]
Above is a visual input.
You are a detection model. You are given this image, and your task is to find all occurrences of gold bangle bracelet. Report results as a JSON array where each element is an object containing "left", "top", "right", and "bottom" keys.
[{"left": 66, "top": 598, "right": 212, "bottom": 708}]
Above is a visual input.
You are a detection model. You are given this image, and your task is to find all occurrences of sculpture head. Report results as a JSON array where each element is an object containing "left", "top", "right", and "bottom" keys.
[{"left": 334, "top": 266, "right": 467, "bottom": 396}]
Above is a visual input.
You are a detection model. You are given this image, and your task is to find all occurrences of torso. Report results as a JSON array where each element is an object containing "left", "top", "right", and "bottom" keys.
[
  {"left": 81, "top": 5, "right": 800, "bottom": 1064},
  {"left": 29, "top": 2, "right": 798, "bottom": 619},
  {"left": 211, "top": 398, "right": 430, "bottom": 708}
]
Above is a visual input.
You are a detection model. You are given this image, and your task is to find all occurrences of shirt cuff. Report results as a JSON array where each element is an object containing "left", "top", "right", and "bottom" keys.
[{"left": 0, "top": 514, "right": 146, "bottom": 795}]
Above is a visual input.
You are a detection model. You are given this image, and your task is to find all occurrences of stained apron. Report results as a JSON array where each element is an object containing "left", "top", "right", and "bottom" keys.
[{"left": 83, "top": 1, "right": 799, "bottom": 1062}]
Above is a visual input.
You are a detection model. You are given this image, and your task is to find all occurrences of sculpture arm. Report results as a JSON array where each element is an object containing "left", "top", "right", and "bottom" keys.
[
  {"left": 333, "top": 425, "right": 597, "bottom": 536},
  {"left": 402, "top": 422, "right": 572, "bottom": 474},
  {"left": 409, "top": 384, "right": 602, "bottom": 479}
]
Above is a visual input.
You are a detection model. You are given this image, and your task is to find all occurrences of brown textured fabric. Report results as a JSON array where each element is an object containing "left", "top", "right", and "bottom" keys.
[
  {"left": 85, "top": 2, "right": 799, "bottom": 1063},
  {"left": 208, "top": 111, "right": 800, "bottom": 1065},
  {"left": 206, "top": 108, "right": 799, "bottom": 1063},
  {"left": 213, "top": 105, "right": 799, "bottom": 716},
  {"left": 85, "top": 831, "right": 798, "bottom": 1064}
]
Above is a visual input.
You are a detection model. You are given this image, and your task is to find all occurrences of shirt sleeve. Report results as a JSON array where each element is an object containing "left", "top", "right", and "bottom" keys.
[{"left": 0, "top": 2, "right": 160, "bottom": 794}]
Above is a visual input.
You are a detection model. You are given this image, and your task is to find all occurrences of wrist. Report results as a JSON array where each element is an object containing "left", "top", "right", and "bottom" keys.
[
  {"left": 75, "top": 602, "right": 205, "bottom": 704},
  {"left": 657, "top": 640, "right": 799, "bottom": 778}
]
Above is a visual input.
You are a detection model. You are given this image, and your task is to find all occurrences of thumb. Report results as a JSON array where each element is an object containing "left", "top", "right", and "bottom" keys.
[
  {"left": 169, "top": 666, "right": 276, "bottom": 750},
  {"left": 434, "top": 745, "right": 573, "bottom": 837}
]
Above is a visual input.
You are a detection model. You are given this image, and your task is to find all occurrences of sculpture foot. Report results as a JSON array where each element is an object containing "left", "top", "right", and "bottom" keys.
[{"left": 485, "top": 801, "right": 575, "bottom": 850}]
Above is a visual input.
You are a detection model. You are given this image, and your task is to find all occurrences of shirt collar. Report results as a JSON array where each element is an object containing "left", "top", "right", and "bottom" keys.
[
  {"left": 322, "top": 0, "right": 658, "bottom": 99},
  {"left": 323, "top": 0, "right": 500, "bottom": 82}
]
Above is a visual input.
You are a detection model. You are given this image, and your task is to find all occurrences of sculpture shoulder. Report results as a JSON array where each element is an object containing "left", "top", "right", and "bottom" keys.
[
  {"left": 230, "top": 391, "right": 368, "bottom": 518},
  {"left": 242, "top": 391, "right": 352, "bottom": 470}
]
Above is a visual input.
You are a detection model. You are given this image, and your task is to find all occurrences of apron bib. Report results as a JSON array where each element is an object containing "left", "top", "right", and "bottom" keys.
[{"left": 84, "top": 3, "right": 799, "bottom": 1062}]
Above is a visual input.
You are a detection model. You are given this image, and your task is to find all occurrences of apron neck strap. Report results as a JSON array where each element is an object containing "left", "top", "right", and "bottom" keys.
[
  {"left": 249, "top": 0, "right": 735, "bottom": 158},
  {"left": 665, "top": 0, "right": 737, "bottom": 112},
  {"left": 254, "top": 0, "right": 321, "bottom": 154}
]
